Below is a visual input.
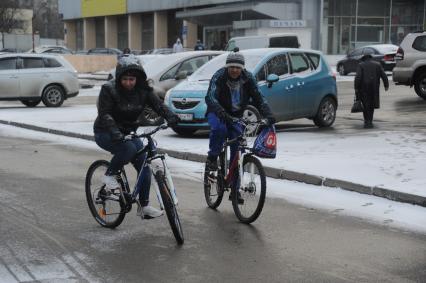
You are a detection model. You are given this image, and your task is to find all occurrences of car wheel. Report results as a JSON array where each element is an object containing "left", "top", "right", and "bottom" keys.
[
  {"left": 243, "top": 105, "right": 262, "bottom": 135},
  {"left": 172, "top": 127, "right": 197, "bottom": 137},
  {"left": 313, "top": 97, "right": 336, "bottom": 127},
  {"left": 414, "top": 73, "right": 426, "bottom": 99},
  {"left": 21, "top": 99, "right": 41, "bottom": 107},
  {"left": 338, "top": 64, "right": 347, "bottom": 76},
  {"left": 42, "top": 85, "right": 65, "bottom": 107},
  {"left": 138, "top": 105, "right": 165, "bottom": 126}
]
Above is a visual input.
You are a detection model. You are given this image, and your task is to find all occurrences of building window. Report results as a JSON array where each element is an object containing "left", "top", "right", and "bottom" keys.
[
  {"left": 141, "top": 13, "right": 154, "bottom": 51},
  {"left": 117, "top": 15, "right": 128, "bottom": 51},
  {"left": 76, "top": 20, "right": 84, "bottom": 51},
  {"left": 95, "top": 17, "right": 105, "bottom": 48}
]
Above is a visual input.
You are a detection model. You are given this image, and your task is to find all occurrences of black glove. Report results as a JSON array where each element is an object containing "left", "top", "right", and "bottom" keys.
[
  {"left": 266, "top": 116, "right": 276, "bottom": 126},
  {"left": 111, "top": 130, "right": 124, "bottom": 143},
  {"left": 167, "top": 115, "right": 180, "bottom": 127},
  {"left": 217, "top": 109, "right": 235, "bottom": 124}
]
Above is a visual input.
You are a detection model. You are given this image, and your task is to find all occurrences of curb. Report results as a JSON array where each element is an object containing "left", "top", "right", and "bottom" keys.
[{"left": 1, "top": 119, "right": 425, "bottom": 208}]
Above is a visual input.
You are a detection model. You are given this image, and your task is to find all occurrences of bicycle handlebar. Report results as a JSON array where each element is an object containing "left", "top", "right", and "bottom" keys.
[{"left": 124, "top": 122, "right": 169, "bottom": 140}]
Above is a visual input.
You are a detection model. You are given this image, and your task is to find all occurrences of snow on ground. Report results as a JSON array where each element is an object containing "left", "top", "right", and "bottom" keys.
[
  {"left": 1, "top": 123, "right": 425, "bottom": 235},
  {"left": 0, "top": 104, "right": 424, "bottom": 198}
]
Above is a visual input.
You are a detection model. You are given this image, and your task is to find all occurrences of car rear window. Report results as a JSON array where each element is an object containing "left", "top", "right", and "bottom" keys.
[
  {"left": 412, "top": 35, "right": 426, "bottom": 51},
  {"left": 22, "top": 58, "right": 44, "bottom": 68},
  {"left": 306, "top": 53, "right": 320, "bottom": 69},
  {"left": 44, "top": 58, "right": 62, "bottom": 68},
  {"left": 0, "top": 58, "right": 17, "bottom": 70},
  {"left": 269, "top": 36, "right": 299, "bottom": 48}
]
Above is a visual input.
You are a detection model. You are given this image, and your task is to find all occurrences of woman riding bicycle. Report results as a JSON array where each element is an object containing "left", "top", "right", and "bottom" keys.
[
  {"left": 205, "top": 50, "right": 276, "bottom": 174},
  {"left": 93, "top": 55, "right": 179, "bottom": 219}
]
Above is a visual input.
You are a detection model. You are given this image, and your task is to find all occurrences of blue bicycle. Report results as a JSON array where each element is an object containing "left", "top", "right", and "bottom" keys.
[{"left": 85, "top": 123, "right": 184, "bottom": 245}]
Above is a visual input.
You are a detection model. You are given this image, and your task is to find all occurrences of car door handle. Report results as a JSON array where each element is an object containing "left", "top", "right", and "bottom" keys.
[
  {"left": 285, "top": 84, "right": 294, "bottom": 90},
  {"left": 297, "top": 81, "right": 304, "bottom": 87},
  {"left": 9, "top": 75, "right": 18, "bottom": 79}
]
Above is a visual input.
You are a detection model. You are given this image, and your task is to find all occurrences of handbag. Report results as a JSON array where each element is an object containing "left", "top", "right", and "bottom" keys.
[{"left": 351, "top": 99, "right": 364, "bottom": 113}]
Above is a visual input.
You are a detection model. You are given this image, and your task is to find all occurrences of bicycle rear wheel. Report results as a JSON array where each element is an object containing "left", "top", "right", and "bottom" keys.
[
  {"left": 232, "top": 155, "right": 266, "bottom": 224},
  {"left": 155, "top": 171, "right": 184, "bottom": 245},
  {"left": 85, "top": 160, "right": 126, "bottom": 228},
  {"left": 203, "top": 154, "right": 225, "bottom": 209}
]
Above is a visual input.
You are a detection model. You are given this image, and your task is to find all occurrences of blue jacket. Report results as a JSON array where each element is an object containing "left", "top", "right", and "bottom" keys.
[{"left": 205, "top": 67, "right": 272, "bottom": 118}]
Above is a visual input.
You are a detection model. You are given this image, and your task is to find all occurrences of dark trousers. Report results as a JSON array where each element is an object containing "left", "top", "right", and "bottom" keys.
[
  {"left": 363, "top": 107, "right": 375, "bottom": 124},
  {"left": 94, "top": 132, "right": 151, "bottom": 206}
]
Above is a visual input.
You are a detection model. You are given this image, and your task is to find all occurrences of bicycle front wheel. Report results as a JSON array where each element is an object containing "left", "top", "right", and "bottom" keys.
[
  {"left": 85, "top": 160, "right": 126, "bottom": 228},
  {"left": 155, "top": 171, "right": 184, "bottom": 245},
  {"left": 232, "top": 155, "right": 266, "bottom": 224},
  {"left": 203, "top": 154, "right": 225, "bottom": 209}
]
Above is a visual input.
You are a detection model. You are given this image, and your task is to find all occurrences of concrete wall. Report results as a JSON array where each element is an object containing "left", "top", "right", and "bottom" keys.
[
  {"left": 154, "top": 11, "right": 168, "bottom": 48},
  {"left": 62, "top": 55, "right": 117, "bottom": 73}
]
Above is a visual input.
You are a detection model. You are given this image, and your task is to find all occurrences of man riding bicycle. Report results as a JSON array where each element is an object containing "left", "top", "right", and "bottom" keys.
[
  {"left": 205, "top": 50, "right": 275, "bottom": 174},
  {"left": 93, "top": 55, "right": 179, "bottom": 219}
]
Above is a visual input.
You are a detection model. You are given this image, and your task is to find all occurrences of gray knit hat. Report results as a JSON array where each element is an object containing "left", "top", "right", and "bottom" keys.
[{"left": 226, "top": 52, "right": 245, "bottom": 69}]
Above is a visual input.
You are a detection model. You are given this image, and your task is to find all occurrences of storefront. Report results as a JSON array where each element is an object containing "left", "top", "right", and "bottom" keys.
[{"left": 323, "top": 0, "right": 425, "bottom": 54}]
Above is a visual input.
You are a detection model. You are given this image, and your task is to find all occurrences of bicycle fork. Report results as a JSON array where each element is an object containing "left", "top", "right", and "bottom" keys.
[{"left": 150, "top": 154, "right": 179, "bottom": 208}]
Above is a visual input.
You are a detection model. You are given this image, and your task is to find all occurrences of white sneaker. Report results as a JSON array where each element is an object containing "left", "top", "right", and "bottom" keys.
[
  {"left": 102, "top": 174, "right": 120, "bottom": 190},
  {"left": 141, "top": 205, "right": 163, "bottom": 219}
]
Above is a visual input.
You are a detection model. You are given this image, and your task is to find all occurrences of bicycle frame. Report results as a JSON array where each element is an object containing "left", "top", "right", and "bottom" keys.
[{"left": 117, "top": 127, "right": 178, "bottom": 211}]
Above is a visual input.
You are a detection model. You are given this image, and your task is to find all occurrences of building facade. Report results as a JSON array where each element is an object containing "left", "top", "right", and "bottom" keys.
[{"left": 58, "top": 0, "right": 424, "bottom": 54}]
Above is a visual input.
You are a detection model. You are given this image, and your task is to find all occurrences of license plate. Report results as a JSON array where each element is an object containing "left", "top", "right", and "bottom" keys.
[{"left": 177, "top": 113, "right": 193, "bottom": 121}]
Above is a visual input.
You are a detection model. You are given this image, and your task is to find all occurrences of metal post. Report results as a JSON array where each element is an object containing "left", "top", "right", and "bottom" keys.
[
  {"left": 389, "top": 0, "right": 393, "bottom": 43},
  {"left": 354, "top": 0, "right": 358, "bottom": 48}
]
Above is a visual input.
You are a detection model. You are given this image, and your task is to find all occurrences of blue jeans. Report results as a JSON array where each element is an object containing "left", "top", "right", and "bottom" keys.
[
  {"left": 94, "top": 132, "right": 151, "bottom": 206},
  {"left": 207, "top": 112, "right": 243, "bottom": 167}
]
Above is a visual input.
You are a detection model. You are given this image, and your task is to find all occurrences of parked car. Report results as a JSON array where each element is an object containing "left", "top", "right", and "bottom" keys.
[
  {"left": 0, "top": 53, "right": 79, "bottom": 107},
  {"left": 164, "top": 48, "right": 337, "bottom": 136},
  {"left": 337, "top": 44, "right": 398, "bottom": 75},
  {"left": 393, "top": 31, "right": 426, "bottom": 99},
  {"left": 0, "top": 48, "right": 19, "bottom": 53},
  {"left": 109, "top": 51, "right": 224, "bottom": 125},
  {"left": 87, "top": 48, "right": 123, "bottom": 55},
  {"left": 107, "top": 54, "right": 166, "bottom": 80},
  {"left": 29, "top": 45, "right": 74, "bottom": 54}
]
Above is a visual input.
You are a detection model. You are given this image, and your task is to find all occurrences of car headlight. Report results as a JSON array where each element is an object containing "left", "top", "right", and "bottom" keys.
[{"left": 164, "top": 89, "right": 172, "bottom": 106}]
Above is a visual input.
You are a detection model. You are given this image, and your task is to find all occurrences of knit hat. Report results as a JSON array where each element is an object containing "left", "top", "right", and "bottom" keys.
[{"left": 226, "top": 52, "right": 245, "bottom": 69}]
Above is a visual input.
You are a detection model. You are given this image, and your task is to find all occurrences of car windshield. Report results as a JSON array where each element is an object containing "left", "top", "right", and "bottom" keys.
[{"left": 189, "top": 53, "right": 263, "bottom": 81}]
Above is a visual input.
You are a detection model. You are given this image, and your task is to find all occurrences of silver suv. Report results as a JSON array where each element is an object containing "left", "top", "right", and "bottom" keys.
[
  {"left": 0, "top": 53, "right": 79, "bottom": 107},
  {"left": 393, "top": 31, "right": 426, "bottom": 99}
]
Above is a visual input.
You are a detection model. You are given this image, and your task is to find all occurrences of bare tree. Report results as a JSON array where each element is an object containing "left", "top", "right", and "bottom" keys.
[{"left": 0, "top": 0, "right": 19, "bottom": 34}]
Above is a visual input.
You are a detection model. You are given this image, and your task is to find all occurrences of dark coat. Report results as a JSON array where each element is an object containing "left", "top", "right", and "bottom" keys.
[
  {"left": 205, "top": 67, "right": 273, "bottom": 118},
  {"left": 354, "top": 56, "right": 389, "bottom": 109},
  {"left": 94, "top": 56, "right": 174, "bottom": 134}
]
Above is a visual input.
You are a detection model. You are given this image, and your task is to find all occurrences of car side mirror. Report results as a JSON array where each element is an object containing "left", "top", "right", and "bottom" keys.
[
  {"left": 175, "top": 71, "right": 188, "bottom": 80},
  {"left": 266, "top": 74, "right": 279, "bottom": 88}
]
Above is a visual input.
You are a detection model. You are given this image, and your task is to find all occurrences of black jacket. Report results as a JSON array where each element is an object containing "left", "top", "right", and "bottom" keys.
[
  {"left": 205, "top": 67, "right": 273, "bottom": 118},
  {"left": 93, "top": 56, "right": 175, "bottom": 134},
  {"left": 354, "top": 56, "right": 389, "bottom": 109}
]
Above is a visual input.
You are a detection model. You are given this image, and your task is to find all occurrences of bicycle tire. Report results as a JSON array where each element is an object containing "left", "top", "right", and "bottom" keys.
[
  {"left": 203, "top": 153, "right": 225, "bottom": 209},
  {"left": 232, "top": 155, "right": 266, "bottom": 224},
  {"left": 155, "top": 171, "right": 184, "bottom": 245},
  {"left": 85, "top": 160, "right": 126, "bottom": 228}
]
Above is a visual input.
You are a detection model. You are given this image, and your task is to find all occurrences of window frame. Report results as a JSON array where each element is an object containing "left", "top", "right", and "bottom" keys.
[{"left": 0, "top": 57, "right": 18, "bottom": 70}]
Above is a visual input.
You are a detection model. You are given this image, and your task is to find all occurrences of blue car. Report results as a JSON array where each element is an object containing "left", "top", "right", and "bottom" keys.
[{"left": 164, "top": 48, "right": 337, "bottom": 136}]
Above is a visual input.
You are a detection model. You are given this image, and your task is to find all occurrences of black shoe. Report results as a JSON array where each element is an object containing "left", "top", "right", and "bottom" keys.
[
  {"left": 229, "top": 192, "right": 244, "bottom": 204},
  {"left": 364, "top": 122, "right": 373, "bottom": 129},
  {"left": 205, "top": 158, "right": 218, "bottom": 172}
]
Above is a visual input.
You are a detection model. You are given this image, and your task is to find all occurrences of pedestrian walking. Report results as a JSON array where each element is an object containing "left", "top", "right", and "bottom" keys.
[
  {"left": 354, "top": 49, "right": 389, "bottom": 128},
  {"left": 194, "top": 39, "right": 205, "bottom": 51},
  {"left": 173, "top": 38, "right": 183, "bottom": 53}
]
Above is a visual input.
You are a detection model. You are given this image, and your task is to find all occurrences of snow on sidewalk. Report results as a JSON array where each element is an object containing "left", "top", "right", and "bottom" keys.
[{"left": 0, "top": 104, "right": 424, "bottom": 199}]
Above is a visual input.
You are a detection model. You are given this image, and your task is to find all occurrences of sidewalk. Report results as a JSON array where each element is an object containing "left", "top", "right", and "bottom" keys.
[{"left": 0, "top": 101, "right": 425, "bottom": 208}]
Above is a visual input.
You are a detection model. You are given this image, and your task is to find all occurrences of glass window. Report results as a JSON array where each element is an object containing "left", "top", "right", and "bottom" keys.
[
  {"left": 306, "top": 53, "right": 320, "bottom": 69},
  {"left": 160, "top": 64, "right": 180, "bottom": 81},
  {"left": 178, "top": 56, "right": 209, "bottom": 76},
  {"left": 256, "top": 65, "right": 266, "bottom": 82},
  {"left": 44, "top": 58, "right": 62, "bottom": 68},
  {"left": 0, "top": 58, "right": 17, "bottom": 70},
  {"left": 269, "top": 36, "right": 299, "bottom": 48},
  {"left": 22, "top": 58, "right": 44, "bottom": 69},
  {"left": 117, "top": 16, "right": 128, "bottom": 50},
  {"left": 412, "top": 36, "right": 426, "bottom": 52},
  {"left": 266, "top": 54, "right": 289, "bottom": 76},
  {"left": 289, "top": 53, "right": 311, "bottom": 73},
  {"left": 363, "top": 47, "right": 377, "bottom": 55},
  {"left": 350, "top": 48, "right": 363, "bottom": 56},
  {"left": 141, "top": 13, "right": 154, "bottom": 51},
  {"left": 95, "top": 17, "right": 105, "bottom": 48}
]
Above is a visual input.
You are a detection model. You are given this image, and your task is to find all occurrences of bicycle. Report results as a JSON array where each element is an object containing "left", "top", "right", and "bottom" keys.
[
  {"left": 203, "top": 119, "right": 267, "bottom": 224},
  {"left": 85, "top": 123, "right": 184, "bottom": 245}
]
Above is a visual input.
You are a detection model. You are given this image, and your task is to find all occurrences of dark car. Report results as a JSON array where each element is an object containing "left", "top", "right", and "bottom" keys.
[
  {"left": 337, "top": 44, "right": 398, "bottom": 75},
  {"left": 87, "top": 48, "right": 123, "bottom": 55}
]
